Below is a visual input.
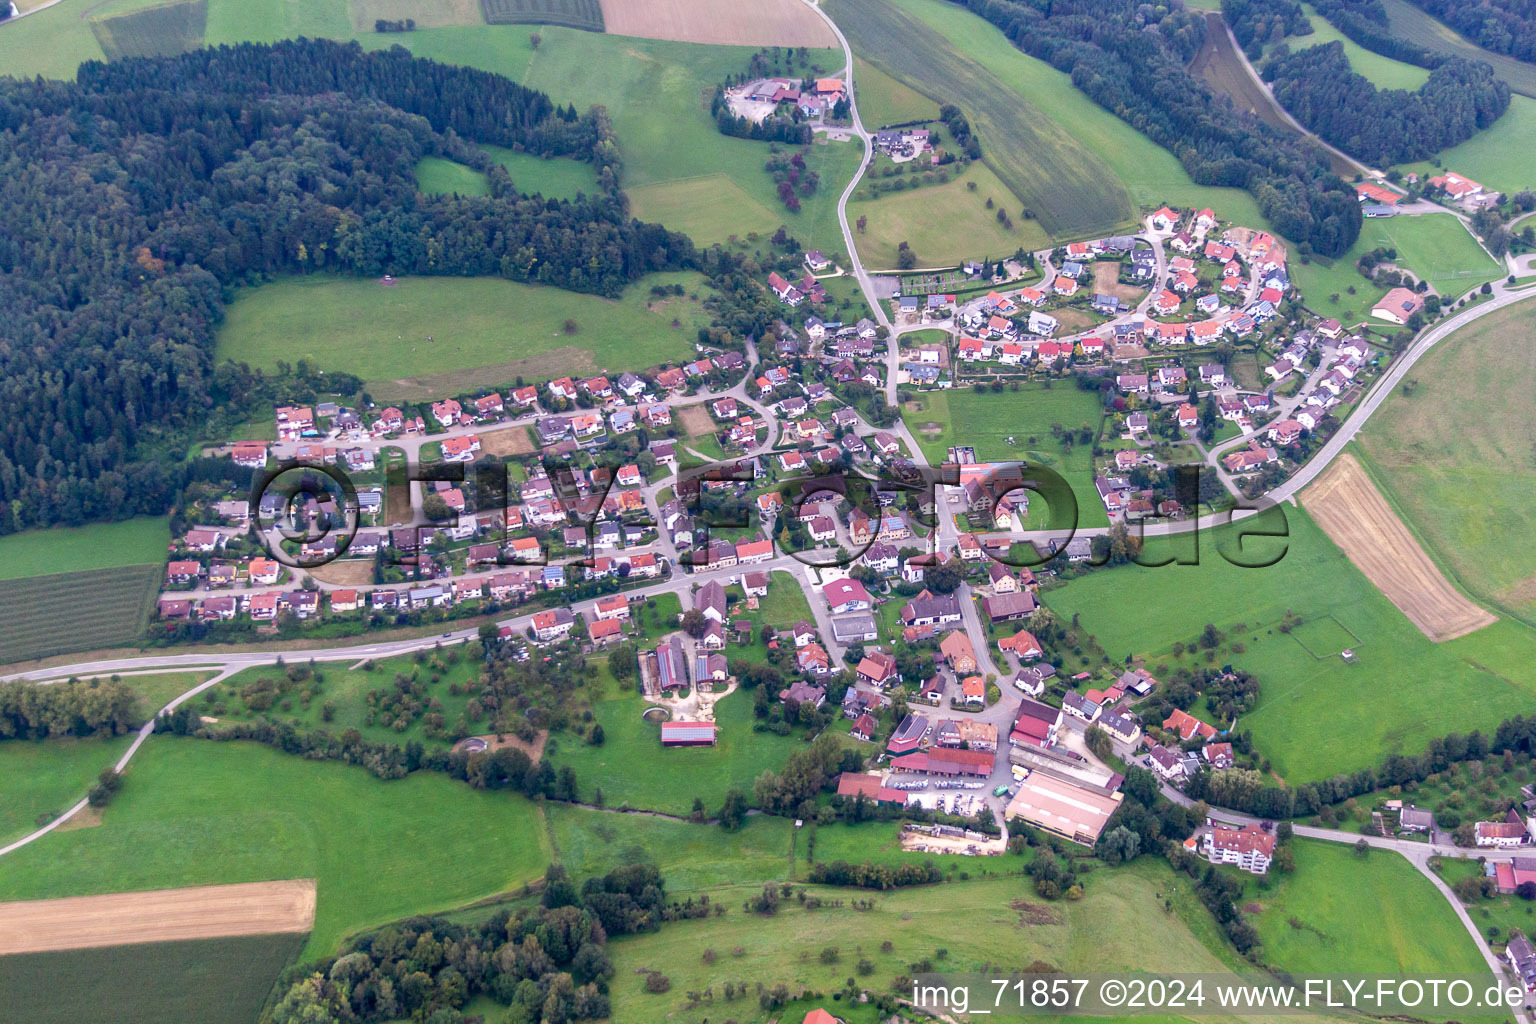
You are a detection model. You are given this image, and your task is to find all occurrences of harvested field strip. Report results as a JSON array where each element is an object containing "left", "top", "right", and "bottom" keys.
[
  {"left": 0, "top": 933, "right": 307, "bottom": 1024},
  {"left": 833, "top": 0, "right": 1131, "bottom": 241},
  {"left": 1190, "top": 14, "right": 1292, "bottom": 132},
  {"left": 0, "top": 564, "right": 160, "bottom": 667},
  {"left": 1303, "top": 454, "right": 1495, "bottom": 642},
  {"left": 481, "top": 0, "right": 602, "bottom": 31},
  {"left": 599, "top": 0, "right": 834, "bottom": 47},
  {"left": 0, "top": 879, "right": 316, "bottom": 955},
  {"left": 1380, "top": 0, "right": 1536, "bottom": 98},
  {"left": 89, "top": 0, "right": 206, "bottom": 60}
]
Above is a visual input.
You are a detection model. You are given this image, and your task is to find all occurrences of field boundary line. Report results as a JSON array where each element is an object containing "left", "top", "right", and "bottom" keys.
[{"left": 0, "top": 665, "right": 239, "bottom": 859}]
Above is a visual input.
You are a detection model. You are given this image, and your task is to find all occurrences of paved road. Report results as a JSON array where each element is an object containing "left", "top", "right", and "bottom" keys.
[{"left": 1214, "top": 13, "right": 1376, "bottom": 180}]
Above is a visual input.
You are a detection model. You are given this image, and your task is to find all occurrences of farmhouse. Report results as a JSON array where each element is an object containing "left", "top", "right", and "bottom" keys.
[
  {"left": 1163, "top": 708, "right": 1217, "bottom": 742},
  {"left": 836, "top": 772, "right": 908, "bottom": 806},
  {"left": 1011, "top": 698, "right": 1062, "bottom": 748},
  {"left": 939, "top": 631, "right": 977, "bottom": 673},
  {"left": 888, "top": 713, "right": 931, "bottom": 754},
  {"left": 891, "top": 746, "right": 995, "bottom": 777}
]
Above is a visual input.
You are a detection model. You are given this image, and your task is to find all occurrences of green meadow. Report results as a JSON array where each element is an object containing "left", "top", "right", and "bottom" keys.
[
  {"left": 1284, "top": 4, "right": 1431, "bottom": 91},
  {"left": 0, "top": 739, "right": 552, "bottom": 959},
  {"left": 416, "top": 146, "right": 602, "bottom": 201},
  {"left": 1358, "top": 298, "right": 1536, "bottom": 621},
  {"left": 205, "top": 651, "right": 483, "bottom": 749},
  {"left": 0, "top": 517, "right": 169, "bottom": 581},
  {"left": 852, "top": 55, "right": 939, "bottom": 126},
  {"left": 906, "top": 384, "right": 1111, "bottom": 528},
  {"left": 1251, "top": 839, "right": 1486, "bottom": 976},
  {"left": 542, "top": 662, "right": 812, "bottom": 816},
  {"left": 600, "top": 859, "right": 1353, "bottom": 1024},
  {"left": 835, "top": 0, "right": 1273, "bottom": 241},
  {"left": 214, "top": 271, "right": 712, "bottom": 397},
  {"left": 0, "top": 736, "right": 134, "bottom": 843},
  {"left": 1042, "top": 508, "right": 1536, "bottom": 782},
  {"left": 850, "top": 159, "right": 1049, "bottom": 269},
  {"left": 1291, "top": 212, "right": 1501, "bottom": 323},
  {"left": 545, "top": 803, "right": 796, "bottom": 891},
  {"left": 1400, "top": 95, "right": 1536, "bottom": 196}
]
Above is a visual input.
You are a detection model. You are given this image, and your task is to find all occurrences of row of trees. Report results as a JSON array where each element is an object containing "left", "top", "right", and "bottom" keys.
[
  {"left": 0, "top": 678, "right": 137, "bottom": 740},
  {"left": 949, "top": 0, "right": 1363, "bottom": 257},
  {"left": 1181, "top": 715, "right": 1536, "bottom": 821},
  {"left": 1405, "top": 0, "right": 1536, "bottom": 62},
  {"left": 1265, "top": 43, "right": 1510, "bottom": 164},
  {"left": 0, "top": 39, "right": 693, "bottom": 532},
  {"left": 1308, "top": 0, "right": 1451, "bottom": 67},
  {"left": 265, "top": 869, "right": 642, "bottom": 1024}
]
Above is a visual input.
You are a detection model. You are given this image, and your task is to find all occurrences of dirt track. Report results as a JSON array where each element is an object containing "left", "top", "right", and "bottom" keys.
[
  {"left": 599, "top": 0, "right": 836, "bottom": 47},
  {"left": 1303, "top": 455, "right": 1495, "bottom": 642},
  {"left": 0, "top": 880, "right": 316, "bottom": 954}
]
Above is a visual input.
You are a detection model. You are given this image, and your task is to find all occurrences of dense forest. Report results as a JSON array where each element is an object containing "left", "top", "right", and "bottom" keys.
[
  {"left": 1265, "top": 43, "right": 1510, "bottom": 163},
  {"left": 0, "top": 678, "right": 137, "bottom": 740},
  {"left": 1227, "top": 0, "right": 1451, "bottom": 67},
  {"left": 0, "top": 40, "right": 695, "bottom": 532},
  {"left": 945, "top": 0, "right": 1363, "bottom": 259},
  {"left": 264, "top": 865, "right": 668, "bottom": 1024},
  {"left": 1406, "top": 0, "right": 1536, "bottom": 62},
  {"left": 1309, "top": 0, "right": 1451, "bottom": 67},
  {"left": 1223, "top": 0, "right": 1312, "bottom": 59}
]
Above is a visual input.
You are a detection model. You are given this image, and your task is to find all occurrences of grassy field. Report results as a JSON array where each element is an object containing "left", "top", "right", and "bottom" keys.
[
  {"left": 204, "top": 651, "right": 483, "bottom": 749},
  {"left": 214, "top": 271, "right": 712, "bottom": 397},
  {"left": 835, "top": 0, "right": 1273, "bottom": 242},
  {"left": 89, "top": 0, "right": 207, "bottom": 60},
  {"left": 832, "top": 0, "right": 1130, "bottom": 242},
  {"left": 1358, "top": 298, "right": 1536, "bottom": 620},
  {"left": 0, "top": 565, "right": 163, "bottom": 667},
  {"left": 414, "top": 155, "right": 492, "bottom": 196},
  {"left": 0, "top": 737, "right": 135, "bottom": 844},
  {"left": 1400, "top": 95, "right": 1536, "bottom": 196},
  {"left": 850, "top": 160, "right": 1047, "bottom": 269},
  {"left": 905, "top": 385, "right": 1110, "bottom": 528},
  {"left": 0, "top": 517, "right": 169, "bottom": 581},
  {"left": 0, "top": 739, "right": 552, "bottom": 959},
  {"left": 1251, "top": 839, "right": 1485, "bottom": 976},
  {"left": 853, "top": 55, "right": 939, "bottom": 126},
  {"left": 626, "top": 138, "right": 861, "bottom": 250},
  {"left": 1042, "top": 508, "right": 1536, "bottom": 783},
  {"left": 112, "top": 671, "right": 215, "bottom": 723},
  {"left": 1291, "top": 213, "right": 1499, "bottom": 321},
  {"left": 543, "top": 662, "right": 810, "bottom": 815},
  {"left": 600, "top": 859, "right": 1324, "bottom": 1024},
  {"left": 1379, "top": 0, "right": 1536, "bottom": 99},
  {"left": 1284, "top": 4, "right": 1431, "bottom": 91},
  {"left": 1190, "top": 12, "right": 1296, "bottom": 135},
  {"left": 484, "top": 144, "right": 600, "bottom": 198},
  {"left": 546, "top": 803, "right": 796, "bottom": 891},
  {"left": 502, "top": 31, "right": 857, "bottom": 251},
  {"left": 0, "top": 933, "right": 306, "bottom": 1024}
]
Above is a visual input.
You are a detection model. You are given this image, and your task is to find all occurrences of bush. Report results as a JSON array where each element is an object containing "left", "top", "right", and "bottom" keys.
[{"left": 644, "top": 972, "right": 672, "bottom": 994}]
